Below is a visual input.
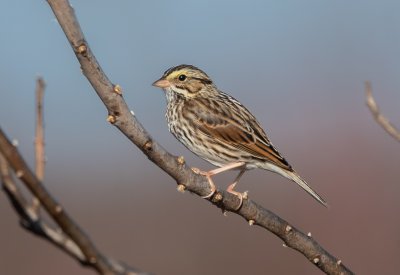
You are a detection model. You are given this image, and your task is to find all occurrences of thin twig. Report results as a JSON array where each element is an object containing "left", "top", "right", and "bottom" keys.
[
  {"left": 0, "top": 130, "right": 112, "bottom": 273},
  {"left": 1, "top": 130, "right": 112, "bottom": 274},
  {"left": 33, "top": 76, "right": 46, "bottom": 212},
  {"left": 365, "top": 81, "right": 400, "bottom": 142},
  {"left": 0, "top": 151, "right": 150, "bottom": 275},
  {"left": 45, "top": 0, "right": 354, "bottom": 274},
  {"left": 0, "top": 153, "right": 85, "bottom": 262}
]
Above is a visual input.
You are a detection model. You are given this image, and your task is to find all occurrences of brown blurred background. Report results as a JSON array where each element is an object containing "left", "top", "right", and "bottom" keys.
[{"left": 1, "top": 1, "right": 400, "bottom": 274}]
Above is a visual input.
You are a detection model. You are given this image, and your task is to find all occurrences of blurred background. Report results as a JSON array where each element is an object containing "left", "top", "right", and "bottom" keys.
[{"left": 1, "top": 0, "right": 400, "bottom": 274}]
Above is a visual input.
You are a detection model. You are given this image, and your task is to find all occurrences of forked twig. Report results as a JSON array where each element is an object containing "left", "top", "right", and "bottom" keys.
[
  {"left": 0, "top": 130, "right": 151, "bottom": 275},
  {"left": 1, "top": 76, "right": 150, "bottom": 274},
  {"left": 365, "top": 81, "right": 400, "bottom": 142},
  {"left": 44, "top": 0, "right": 354, "bottom": 274},
  {"left": 0, "top": 153, "right": 85, "bottom": 263}
]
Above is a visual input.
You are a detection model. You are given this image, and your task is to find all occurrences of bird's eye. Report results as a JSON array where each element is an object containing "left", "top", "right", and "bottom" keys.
[{"left": 178, "top": 74, "right": 187, "bottom": 81}]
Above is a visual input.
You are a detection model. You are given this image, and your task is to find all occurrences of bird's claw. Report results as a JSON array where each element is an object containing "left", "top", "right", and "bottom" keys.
[
  {"left": 232, "top": 192, "right": 243, "bottom": 211},
  {"left": 201, "top": 177, "right": 216, "bottom": 198},
  {"left": 202, "top": 188, "right": 216, "bottom": 199}
]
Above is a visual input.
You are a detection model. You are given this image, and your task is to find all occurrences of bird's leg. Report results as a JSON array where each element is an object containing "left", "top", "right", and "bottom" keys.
[
  {"left": 192, "top": 162, "right": 246, "bottom": 199},
  {"left": 198, "top": 172, "right": 216, "bottom": 199},
  {"left": 226, "top": 167, "right": 246, "bottom": 210}
]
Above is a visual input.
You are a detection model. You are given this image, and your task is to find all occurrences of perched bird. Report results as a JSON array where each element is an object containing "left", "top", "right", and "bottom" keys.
[{"left": 153, "top": 65, "right": 327, "bottom": 209}]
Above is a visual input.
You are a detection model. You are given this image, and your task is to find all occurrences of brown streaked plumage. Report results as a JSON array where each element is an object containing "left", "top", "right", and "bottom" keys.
[{"left": 153, "top": 64, "right": 327, "bottom": 208}]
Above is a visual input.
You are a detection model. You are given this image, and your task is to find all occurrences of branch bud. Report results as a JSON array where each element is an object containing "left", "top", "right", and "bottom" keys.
[
  {"left": 177, "top": 156, "right": 184, "bottom": 164},
  {"left": 77, "top": 44, "right": 87, "bottom": 54},
  {"left": 16, "top": 170, "right": 24, "bottom": 178},
  {"left": 214, "top": 192, "right": 223, "bottom": 202},
  {"left": 106, "top": 115, "right": 115, "bottom": 124},
  {"left": 144, "top": 141, "right": 152, "bottom": 151},
  {"left": 177, "top": 184, "right": 186, "bottom": 193},
  {"left": 114, "top": 85, "right": 122, "bottom": 95}
]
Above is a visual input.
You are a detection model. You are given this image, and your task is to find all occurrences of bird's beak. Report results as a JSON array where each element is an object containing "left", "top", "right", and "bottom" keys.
[{"left": 152, "top": 78, "right": 171, "bottom": 88}]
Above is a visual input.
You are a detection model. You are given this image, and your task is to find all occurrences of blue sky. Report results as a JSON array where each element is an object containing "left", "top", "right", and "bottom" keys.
[{"left": 1, "top": 0, "right": 399, "bottom": 132}]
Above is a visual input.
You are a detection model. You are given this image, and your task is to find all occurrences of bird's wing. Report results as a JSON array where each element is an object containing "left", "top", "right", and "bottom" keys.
[{"left": 184, "top": 96, "right": 292, "bottom": 170}]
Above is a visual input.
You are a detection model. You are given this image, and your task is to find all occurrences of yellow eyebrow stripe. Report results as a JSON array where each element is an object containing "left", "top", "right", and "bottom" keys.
[{"left": 166, "top": 70, "right": 185, "bottom": 80}]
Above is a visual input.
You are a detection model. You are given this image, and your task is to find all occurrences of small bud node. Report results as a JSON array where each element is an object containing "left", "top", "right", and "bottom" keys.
[
  {"left": 285, "top": 225, "right": 292, "bottom": 233},
  {"left": 144, "top": 141, "right": 152, "bottom": 150},
  {"left": 114, "top": 85, "right": 122, "bottom": 95},
  {"left": 214, "top": 192, "right": 223, "bottom": 202},
  {"left": 106, "top": 115, "right": 115, "bottom": 123},
  {"left": 248, "top": 219, "right": 255, "bottom": 226},
  {"left": 177, "top": 184, "right": 186, "bottom": 193},
  {"left": 313, "top": 257, "right": 320, "bottom": 264},
  {"left": 54, "top": 205, "right": 62, "bottom": 214},
  {"left": 337, "top": 260, "right": 342, "bottom": 265},
  {"left": 177, "top": 156, "right": 185, "bottom": 164},
  {"left": 77, "top": 44, "right": 87, "bottom": 54},
  {"left": 12, "top": 139, "right": 19, "bottom": 147},
  {"left": 307, "top": 232, "right": 312, "bottom": 237},
  {"left": 16, "top": 170, "right": 24, "bottom": 178},
  {"left": 130, "top": 110, "right": 135, "bottom": 116},
  {"left": 242, "top": 191, "right": 249, "bottom": 199},
  {"left": 282, "top": 243, "right": 288, "bottom": 248}
]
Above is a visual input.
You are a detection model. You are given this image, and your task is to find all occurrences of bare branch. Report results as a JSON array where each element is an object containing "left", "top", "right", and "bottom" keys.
[
  {"left": 0, "top": 129, "right": 154, "bottom": 275},
  {"left": 33, "top": 76, "right": 46, "bottom": 212},
  {"left": 0, "top": 153, "right": 85, "bottom": 263},
  {"left": 0, "top": 131, "right": 152, "bottom": 275},
  {"left": 0, "top": 152, "right": 31, "bottom": 221},
  {"left": 365, "top": 81, "right": 400, "bottom": 142},
  {"left": 45, "top": 0, "right": 354, "bottom": 274},
  {"left": 0, "top": 150, "right": 151, "bottom": 275},
  {"left": 0, "top": 130, "right": 112, "bottom": 272},
  {"left": 35, "top": 76, "right": 46, "bottom": 181}
]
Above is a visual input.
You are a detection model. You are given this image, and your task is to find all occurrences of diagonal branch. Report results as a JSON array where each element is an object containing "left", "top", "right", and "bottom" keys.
[
  {"left": 45, "top": 0, "right": 354, "bottom": 274},
  {"left": 0, "top": 153, "right": 85, "bottom": 263},
  {"left": 0, "top": 130, "right": 151, "bottom": 275},
  {"left": 365, "top": 81, "right": 400, "bottom": 142},
  {"left": 2, "top": 78, "right": 149, "bottom": 274}
]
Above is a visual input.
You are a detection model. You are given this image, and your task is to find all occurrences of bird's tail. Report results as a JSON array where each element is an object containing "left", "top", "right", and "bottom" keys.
[{"left": 285, "top": 170, "right": 328, "bottom": 207}]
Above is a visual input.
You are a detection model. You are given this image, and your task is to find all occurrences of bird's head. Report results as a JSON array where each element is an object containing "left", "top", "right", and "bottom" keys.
[{"left": 152, "top": 65, "right": 215, "bottom": 99}]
